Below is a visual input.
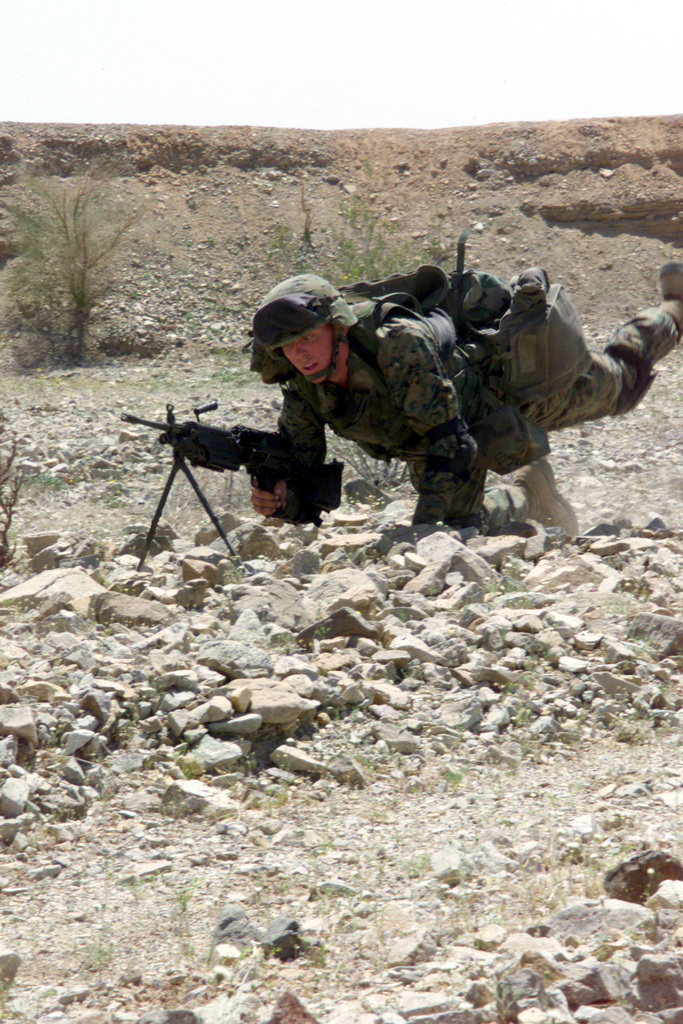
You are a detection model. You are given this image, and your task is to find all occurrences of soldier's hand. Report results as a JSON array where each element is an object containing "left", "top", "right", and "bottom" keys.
[{"left": 250, "top": 480, "right": 287, "bottom": 517}]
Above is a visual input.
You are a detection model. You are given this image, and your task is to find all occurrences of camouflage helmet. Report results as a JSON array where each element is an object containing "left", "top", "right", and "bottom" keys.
[{"left": 252, "top": 274, "right": 358, "bottom": 352}]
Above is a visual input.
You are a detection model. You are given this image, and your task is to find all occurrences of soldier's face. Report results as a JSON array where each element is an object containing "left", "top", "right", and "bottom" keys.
[{"left": 282, "top": 323, "right": 335, "bottom": 380}]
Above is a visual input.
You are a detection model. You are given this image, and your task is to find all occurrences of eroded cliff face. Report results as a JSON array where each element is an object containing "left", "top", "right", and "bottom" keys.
[{"left": 0, "top": 115, "right": 682, "bottom": 338}]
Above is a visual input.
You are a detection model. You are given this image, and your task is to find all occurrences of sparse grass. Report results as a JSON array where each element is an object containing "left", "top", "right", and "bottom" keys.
[
  {"left": 23, "top": 472, "right": 67, "bottom": 492},
  {"left": 443, "top": 767, "right": 466, "bottom": 790},
  {"left": 398, "top": 852, "right": 431, "bottom": 879},
  {"left": 172, "top": 881, "right": 198, "bottom": 961},
  {"left": 82, "top": 925, "right": 116, "bottom": 973},
  {"left": 0, "top": 982, "right": 22, "bottom": 1021}
]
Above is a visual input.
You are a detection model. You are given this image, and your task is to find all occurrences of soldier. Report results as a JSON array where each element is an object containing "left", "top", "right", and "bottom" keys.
[{"left": 248, "top": 262, "right": 683, "bottom": 535}]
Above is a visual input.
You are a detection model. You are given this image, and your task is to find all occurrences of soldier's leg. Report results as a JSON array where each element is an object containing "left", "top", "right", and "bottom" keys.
[
  {"left": 481, "top": 266, "right": 683, "bottom": 536},
  {"left": 480, "top": 460, "right": 579, "bottom": 536},
  {"left": 408, "top": 454, "right": 576, "bottom": 535},
  {"left": 480, "top": 479, "right": 529, "bottom": 532},
  {"left": 519, "top": 267, "right": 683, "bottom": 430},
  {"left": 409, "top": 457, "right": 490, "bottom": 528}
]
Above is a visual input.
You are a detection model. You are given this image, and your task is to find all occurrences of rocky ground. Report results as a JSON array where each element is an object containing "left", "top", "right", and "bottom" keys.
[{"left": 1, "top": 116, "right": 683, "bottom": 1024}]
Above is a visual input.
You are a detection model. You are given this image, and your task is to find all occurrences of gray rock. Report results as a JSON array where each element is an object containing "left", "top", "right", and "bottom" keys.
[
  {"left": 63, "top": 728, "right": 96, "bottom": 755},
  {"left": 496, "top": 968, "right": 550, "bottom": 1021},
  {"left": 92, "top": 592, "right": 172, "bottom": 627},
  {"left": 402, "top": 560, "right": 450, "bottom": 596},
  {"left": 0, "top": 567, "right": 106, "bottom": 610},
  {"left": 448, "top": 546, "right": 497, "bottom": 587},
  {"left": 62, "top": 757, "right": 87, "bottom": 785},
  {"left": 231, "top": 579, "right": 312, "bottom": 631},
  {"left": 270, "top": 745, "right": 326, "bottom": 774},
  {"left": 636, "top": 953, "right": 683, "bottom": 1011},
  {"left": 226, "top": 523, "right": 282, "bottom": 559},
  {"left": 344, "top": 476, "right": 391, "bottom": 505},
  {"left": 227, "top": 608, "right": 266, "bottom": 643},
  {"left": 553, "top": 957, "right": 632, "bottom": 1007},
  {"left": 192, "top": 735, "right": 243, "bottom": 771},
  {"left": 415, "top": 531, "right": 468, "bottom": 564},
  {"left": 195, "top": 991, "right": 261, "bottom": 1024},
  {"left": 592, "top": 670, "right": 642, "bottom": 696},
  {"left": 0, "top": 944, "right": 21, "bottom": 984},
  {"left": 229, "top": 679, "right": 318, "bottom": 726},
  {"left": 431, "top": 845, "right": 464, "bottom": 885},
  {"left": 160, "top": 691, "right": 196, "bottom": 713},
  {"left": 647, "top": 879, "right": 683, "bottom": 909},
  {"left": 161, "top": 780, "right": 238, "bottom": 816},
  {"left": 305, "top": 568, "right": 382, "bottom": 613},
  {"left": 297, "top": 605, "right": 380, "bottom": 645},
  {"left": 213, "top": 903, "right": 262, "bottom": 947},
  {"left": 79, "top": 688, "right": 112, "bottom": 721},
  {"left": 155, "top": 669, "right": 202, "bottom": 693},
  {"left": 547, "top": 898, "right": 655, "bottom": 943},
  {"left": 475, "top": 536, "right": 528, "bottom": 566},
  {"left": 261, "top": 916, "right": 305, "bottom": 961},
  {"left": 291, "top": 547, "right": 321, "bottom": 578},
  {"left": 197, "top": 640, "right": 273, "bottom": 679},
  {"left": 24, "top": 532, "right": 62, "bottom": 558},
  {"left": 327, "top": 755, "right": 369, "bottom": 788},
  {"left": 195, "top": 511, "right": 242, "bottom": 546},
  {"left": 0, "top": 706, "right": 38, "bottom": 747},
  {"left": 386, "top": 928, "right": 437, "bottom": 968},
  {"left": 0, "top": 777, "right": 30, "bottom": 818},
  {"left": 628, "top": 613, "right": 683, "bottom": 658},
  {"left": 211, "top": 713, "right": 263, "bottom": 736},
  {"left": 0, "top": 734, "right": 17, "bottom": 767},
  {"left": 110, "top": 752, "right": 146, "bottom": 774},
  {"left": 190, "top": 696, "right": 234, "bottom": 725},
  {"left": 372, "top": 721, "right": 422, "bottom": 754}
]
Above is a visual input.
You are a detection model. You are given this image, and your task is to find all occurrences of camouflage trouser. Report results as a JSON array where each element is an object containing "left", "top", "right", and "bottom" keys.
[{"left": 445, "top": 306, "right": 680, "bottom": 531}]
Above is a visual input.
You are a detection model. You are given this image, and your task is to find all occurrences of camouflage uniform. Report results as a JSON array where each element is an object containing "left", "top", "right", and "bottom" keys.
[
  {"left": 276, "top": 305, "right": 678, "bottom": 530},
  {"left": 452, "top": 304, "right": 680, "bottom": 530},
  {"left": 257, "top": 274, "right": 680, "bottom": 532},
  {"left": 278, "top": 312, "right": 473, "bottom": 524}
]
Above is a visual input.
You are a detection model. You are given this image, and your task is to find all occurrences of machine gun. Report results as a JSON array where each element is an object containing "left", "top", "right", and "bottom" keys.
[{"left": 121, "top": 401, "right": 343, "bottom": 569}]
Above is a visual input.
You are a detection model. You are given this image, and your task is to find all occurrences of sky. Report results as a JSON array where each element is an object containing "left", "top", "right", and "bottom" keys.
[{"left": 1, "top": 0, "right": 681, "bottom": 131}]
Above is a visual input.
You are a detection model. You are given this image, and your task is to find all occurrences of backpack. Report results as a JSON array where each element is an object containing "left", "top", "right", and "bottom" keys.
[
  {"left": 339, "top": 264, "right": 569, "bottom": 475},
  {"left": 481, "top": 267, "right": 593, "bottom": 403}
]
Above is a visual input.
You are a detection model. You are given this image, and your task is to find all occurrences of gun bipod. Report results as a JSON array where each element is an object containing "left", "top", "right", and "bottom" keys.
[{"left": 136, "top": 451, "right": 244, "bottom": 573}]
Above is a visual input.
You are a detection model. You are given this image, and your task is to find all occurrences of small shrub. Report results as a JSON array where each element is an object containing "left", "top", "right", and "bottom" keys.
[
  {"left": 330, "top": 195, "right": 411, "bottom": 282},
  {"left": 0, "top": 421, "right": 22, "bottom": 569},
  {"left": 6, "top": 168, "right": 140, "bottom": 364}
]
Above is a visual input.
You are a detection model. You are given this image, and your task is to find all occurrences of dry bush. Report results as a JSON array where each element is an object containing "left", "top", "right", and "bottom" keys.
[
  {"left": 0, "top": 421, "right": 22, "bottom": 568},
  {"left": 5, "top": 169, "right": 140, "bottom": 364}
]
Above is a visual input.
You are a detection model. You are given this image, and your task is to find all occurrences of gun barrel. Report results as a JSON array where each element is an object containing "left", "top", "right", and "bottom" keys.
[{"left": 121, "top": 413, "right": 169, "bottom": 431}]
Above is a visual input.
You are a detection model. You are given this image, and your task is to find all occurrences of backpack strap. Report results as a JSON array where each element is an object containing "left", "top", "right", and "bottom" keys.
[{"left": 347, "top": 331, "right": 380, "bottom": 372}]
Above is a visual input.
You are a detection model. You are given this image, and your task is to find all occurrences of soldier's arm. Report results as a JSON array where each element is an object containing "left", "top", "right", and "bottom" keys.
[
  {"left": 378, "top": 316, "right": 463, "bottom": 431},
  {"left": 250, "top": 385, "right": 327, "bottom": 516},
  {"left": 378, "top": 319, "right": 477, "bottom": 523},
  {"left": 278, "top": 381, "right": 327, "bottom": 463}
]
